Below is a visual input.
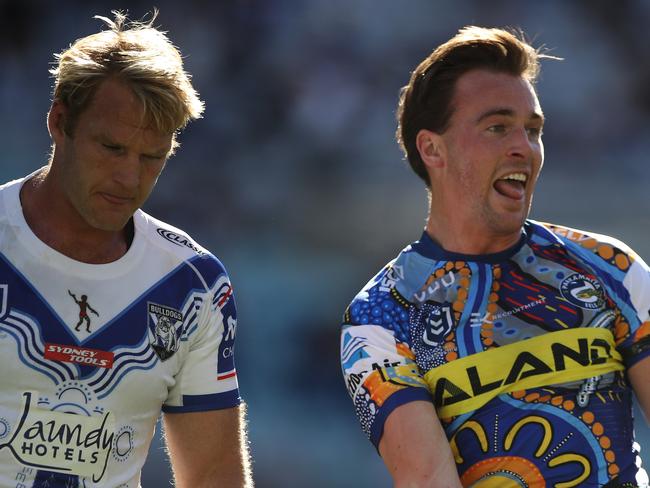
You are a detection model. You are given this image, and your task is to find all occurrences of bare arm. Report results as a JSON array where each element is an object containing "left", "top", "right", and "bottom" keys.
[
  {"left": 379, "top": 401, "right": 462, "bottom": 488},
  {"left": 163, "top": 404, "right": 253, "bottom": 487},
  {"left": 629, "top": 355, "right": 650, "bottom": 425}
]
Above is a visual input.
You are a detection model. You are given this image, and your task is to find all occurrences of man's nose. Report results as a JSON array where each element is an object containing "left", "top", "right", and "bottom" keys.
[
  {"left": 113, "top": 153, "right": 140, "bottom": 189},
  {"left": 506, "top": 127, "right": 537, "bottom": 160}
]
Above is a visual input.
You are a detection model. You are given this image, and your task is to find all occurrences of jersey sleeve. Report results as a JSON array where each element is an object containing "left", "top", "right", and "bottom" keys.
[
  {"left": 163, "top": 264, "right": 241, "bottom": 413},
  {"left": 551, "top": 223, "right": 650, "bottom": 369},
  {"left": 618, "top": 251, "right": 650, "bottom": 367},
  {"left": 341, "top": 267, "right": 432, "bottom": 449}
]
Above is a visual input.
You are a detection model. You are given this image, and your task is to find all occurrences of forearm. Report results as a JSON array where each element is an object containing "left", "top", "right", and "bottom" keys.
[
  {"left": 164, "top": 404, "right": 253, "bottom": 487},
  {"left": 379, "top": 401, "right": 462, "bottom": 488},
  {"left": 629, "top": 356, "right": 650, "bottom": 425}
]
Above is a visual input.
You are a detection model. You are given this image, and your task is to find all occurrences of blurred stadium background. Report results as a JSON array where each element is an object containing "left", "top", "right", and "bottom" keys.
[{"left": 1, "top": 0, "right": 648, "bottom": 486}]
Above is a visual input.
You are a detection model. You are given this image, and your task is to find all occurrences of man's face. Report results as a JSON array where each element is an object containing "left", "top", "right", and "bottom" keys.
[
  {"left": 51, "top": 78, "right": 173, "bottom": 232},
  {"left": 434, "top": 69, "right": 544, "bottom": 242}
]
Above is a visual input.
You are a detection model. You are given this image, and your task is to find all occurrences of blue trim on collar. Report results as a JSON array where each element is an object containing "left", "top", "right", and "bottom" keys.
[{"left": 411, "top": 222, "right": 531, "bottom": 263}]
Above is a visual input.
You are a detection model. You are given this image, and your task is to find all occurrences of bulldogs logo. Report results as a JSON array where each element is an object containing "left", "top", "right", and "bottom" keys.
[{"left": 147, "top": 303, "right": 184, "bottom": 361}]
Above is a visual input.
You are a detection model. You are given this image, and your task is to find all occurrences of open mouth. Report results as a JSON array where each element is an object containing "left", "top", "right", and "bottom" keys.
[{"left": 493, "top": 172, "right": 527, "bottom": 200}]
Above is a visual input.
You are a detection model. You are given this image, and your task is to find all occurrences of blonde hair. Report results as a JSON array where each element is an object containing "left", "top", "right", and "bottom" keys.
[{"left": 50, "top": 10, "right": 204, "bottom": 138}]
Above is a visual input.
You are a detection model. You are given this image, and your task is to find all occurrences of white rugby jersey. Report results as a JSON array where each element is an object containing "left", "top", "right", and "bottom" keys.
[{"left": 0, "top": 177, "right": 240, "bottom": 487}]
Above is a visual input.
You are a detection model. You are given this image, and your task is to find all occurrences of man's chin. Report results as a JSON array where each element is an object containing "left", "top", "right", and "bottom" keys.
[{"left": 488, "top": 212, "right": 528, "bottom": 238}]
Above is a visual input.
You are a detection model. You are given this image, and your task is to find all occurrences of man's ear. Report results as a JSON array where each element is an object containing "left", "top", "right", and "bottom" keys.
[
  {"left": 416, "top": 129, "right": 446, "bottom": 170},
  {"left": 47, "top": 100, "right": 68, "bottom": 144}
]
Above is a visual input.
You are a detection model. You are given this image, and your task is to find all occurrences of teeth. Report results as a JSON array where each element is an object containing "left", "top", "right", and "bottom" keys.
[{"left": 502, "top": 173, "right": 527, "bottom": 182}]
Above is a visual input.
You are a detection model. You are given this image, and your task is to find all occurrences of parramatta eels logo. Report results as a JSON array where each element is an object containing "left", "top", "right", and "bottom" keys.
[
  {"left": 0, "top": 392, "right": 114, "bottom": 482},
  {"left": 411, "top": 301, "right": 456, "bottom": 346},
  {"left": 147, "top": 303, "right": 184, "bottom": 361},
  {"left": 560, "top": 273, "right": 605, "bottom": 310}
]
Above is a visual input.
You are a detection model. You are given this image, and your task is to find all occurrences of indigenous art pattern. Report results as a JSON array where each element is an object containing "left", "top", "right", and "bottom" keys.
[{"left": 341, "top": 220, "right": 650, "bottom": 487}]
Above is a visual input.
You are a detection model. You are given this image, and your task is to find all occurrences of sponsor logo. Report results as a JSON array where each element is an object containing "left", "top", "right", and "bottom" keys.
[
  {"left": 378, "top": 265, "right": 405, "bottom": 293},
  {"left": 435, "top": 338, "right": 611, "bottom": 405},
  {"left": 413, "top": 271, "right": 456, "bottom": 304},
  {"left": 44, "top": 343, "right": 114, "bottom": 369},
  {"left": 425, "top": 328, "right": 623, "bottom": 417},
  {"left": 0, "top": 392, "right": 114, "bottom": 482},
  {"left": 156, "top": 228, "right": 205, "bottom": 255},
  {"left": 560, "top": 273, "right": 605, "bottom": 310},
  {"left": 344, "top": 358, "right": 407, "bottom": 397},
  {"left": 469, "top": 297, "right": 547, "bottom": 327},
  {"left": 345, "top": 371, "right": 365, "bottom": 397},
  {"left": 148, "top": 303, "right": 184, "bottom": 361},
  {"left": 345, "top": 362, "right": 418, "bottom": 399}
]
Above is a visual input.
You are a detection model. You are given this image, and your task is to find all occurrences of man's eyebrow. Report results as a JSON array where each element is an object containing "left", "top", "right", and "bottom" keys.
[{"left": 476, "top": 108, "right": 545, "bottom": 124}]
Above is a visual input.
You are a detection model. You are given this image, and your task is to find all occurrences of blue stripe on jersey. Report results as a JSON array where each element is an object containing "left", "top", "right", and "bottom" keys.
[
  {"left": 161, "top": 390, "right": 241, "bottom": 413},
  {"left": 2, "top": 312, "right": 75, "bottom": 381},
  {"left": 182, "top": 317, "right": 199, "bottom": 339},
  {"left": 187, "top": 253, "right": 228, "bottom": 289},
  {"left": 0, "top": 253, "right": 68, "bottom": 333},
  {"left": 445, "top": 411, "right": 475, "bottom": 436},
  {"left": 527, "top": 223, "right": 562, "bottom": 247},
  {"left": 95, "top": 264, "right": 206, "bottom": 346},
  {"left": 457, "top": 263, "right": 484, "bottom": 357},
  {"left": 471, "top": 264, "right": 493, "bottom": 354},
  {"left": 559, "top": 236, "right": 627, "bottom": 283},
  {"left": 96, "top": 349, "right": 158, "bottom": 399},
  {"left": 178, "top": 293, "right": 202, "bottom": 339},
  {"left": 0, "top": 321, "right": 61, "bottom": 384},
  {"left": 86, "top": 333, "right": 150, "bottom": 389}
]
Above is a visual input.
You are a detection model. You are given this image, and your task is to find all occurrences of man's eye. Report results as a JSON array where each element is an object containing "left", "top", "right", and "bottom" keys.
[
  {"left": 527, "top": 127, "right": 543, "bottom": 137},
  {"left": 103, "top": 144, "right": 121, "bottom": 152},
  {"left": 487, "top": 125, "right": 505, "bottom": 133}
]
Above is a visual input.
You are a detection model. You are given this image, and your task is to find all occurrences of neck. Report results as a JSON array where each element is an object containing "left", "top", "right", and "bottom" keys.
[
  {"left": 425, "top": 211, "right": 523, "bottom": 256},
  {"left": 20, "top": 168, "right": 131, "bottom": 264}
]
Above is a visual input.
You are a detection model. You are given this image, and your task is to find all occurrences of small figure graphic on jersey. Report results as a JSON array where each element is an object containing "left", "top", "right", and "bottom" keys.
[
  {"left": 68, "top": 290, "right": 99, "bottom": 332},
  {"left": 153, "top": 315, "right": 178, "bottom": 359}
]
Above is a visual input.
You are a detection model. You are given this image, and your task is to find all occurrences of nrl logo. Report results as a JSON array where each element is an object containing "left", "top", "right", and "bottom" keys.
[
  {"left": 560, "top": 273, "right": 605, "bottom": 310},
  {"left": 147, "top": 303, "right": 184, "bottom": 361},
  {"left": 410, "top": 301, "right": 456, "bottom": 346}
]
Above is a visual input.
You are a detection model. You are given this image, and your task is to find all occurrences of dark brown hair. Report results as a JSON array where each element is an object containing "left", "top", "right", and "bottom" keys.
[{"left": 397, "top": 26, "right": 546, "bottom": 187}]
